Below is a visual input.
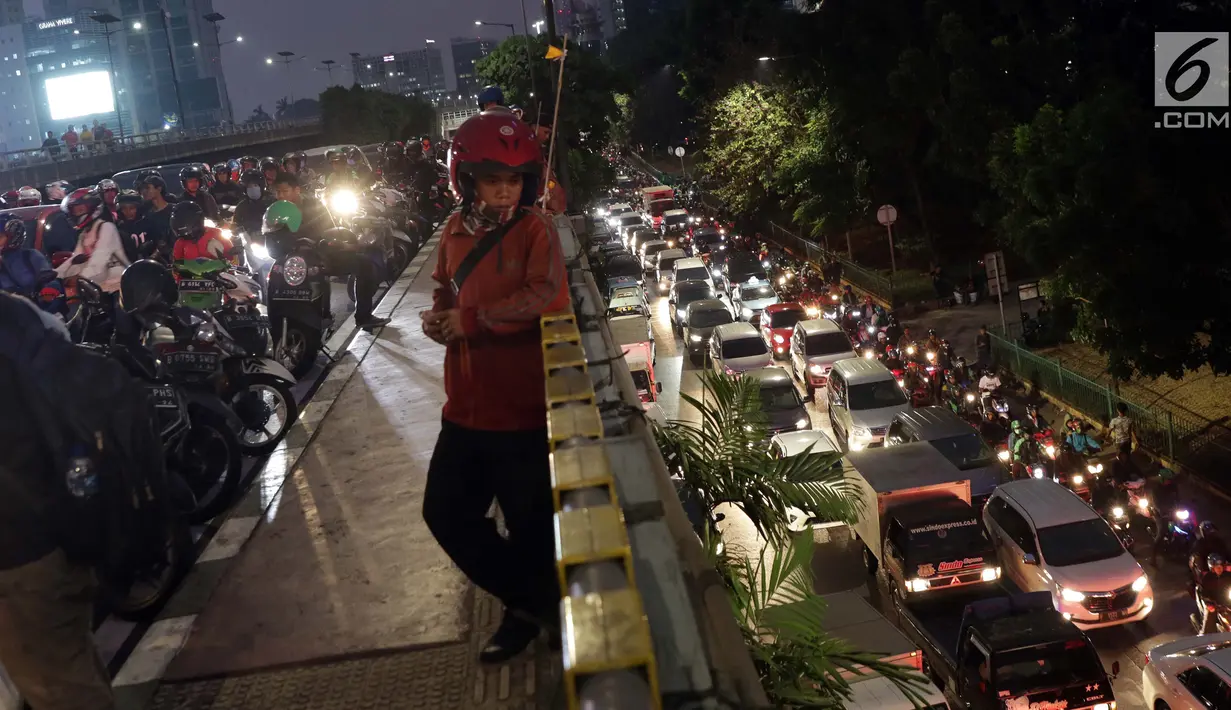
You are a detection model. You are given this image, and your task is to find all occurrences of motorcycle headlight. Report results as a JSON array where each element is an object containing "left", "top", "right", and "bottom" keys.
[
  {"left": 1045, "top": 445, "right": 1056, "bottom": 458},
  {"left": 249, "top": 242, "right": 270, "bottom": 262},
  {"left": 741, "top": 307, "right": 752, "bottom": 318},
  {"left": 864, "top": 350, "right": 875, "bottom": 359},
  {"left": 220, "top": 228, "right": 233, "bottom": 241},
  {"left": 329, "top": 190, "right": 359, "bottom": 216},
  {"left": 830, "top": 294, "right": 839, "bottom": 301},
  {"left": 1031, "top": 466, "right": 1046, "bottom": 478},
  {"left": 1059, "top": 586, "right": 1086, "bottom": 603},
  {"left": 778, "top": 276, "right": 786, "bottom": 285},
  {"left": 966, "top": 393, "right": 976, "bottom": 402},
  {"left": 1071, "top": 474, "right": 1084, "bottom": 486},
  {"left": 1132, "top": 574, "right": 1148, "bottom": 593},
  {"left": 906, "top": 345, "right": 915, "bottom": 355},
  {"left": 1176, "top": 508, "right": 1191, "bottom": 522},
  {"left": 196, "top": 321, "right": 217, "bottom": 343},
  {"left": 1087, "top": 463, "right": 1102, "bottom": 474},
  {"left": 712, "top": 268, "right": 722, "bottom": 278},
  {"left": 998, "top": 450, "right": 1011, "bottom": 462},
  {"left": 926, "top": 351, "right": 935, "bottom": 361},
  {"left": 773, "top": 334, "right": 784, "bottom": 344},
  {"left": 283, "top": 256, "right": 308, "bottom": 286},
  {"left": 1112, "top": 506, "right": 1125, "bottom": 519},
  {"left": 203, "top": 218, "right": 217, "bottom": 229},
  {"left": 762, "top": 260, "right": 770, "bottom": 268},
  {"left": 810, "top": 364, "right": 823, "bottom": 375},
  {"left": 1137, "top": 497, "right": 1150, "bottom": 510},
  {"left": 805, "top": 307, "right": 819, "bottom": 317},
  {"left": 898, "top": 379, "right": 906, "bottom": 388}
]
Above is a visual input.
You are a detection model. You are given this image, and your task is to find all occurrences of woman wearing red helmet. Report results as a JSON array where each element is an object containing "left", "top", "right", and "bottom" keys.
[
  {"left": 420, "top": 109, "right": 569, "bottom": 664},
  {"left": 54, "top": 187, "right": 129, "bottom": 292}
]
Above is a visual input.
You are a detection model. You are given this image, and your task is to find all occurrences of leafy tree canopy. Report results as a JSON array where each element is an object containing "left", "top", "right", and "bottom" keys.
[{"left": 318, "top": 85, "right": 434, "bottom": 144}]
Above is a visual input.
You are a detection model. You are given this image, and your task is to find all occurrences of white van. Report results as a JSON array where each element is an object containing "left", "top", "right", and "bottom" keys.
[
  {"left": 827, "top": 358, "right": 911, "bottom": 450},
  {"left": 790, "top": 318, "right": 858, "bottom": 399},
  {"left": 982, "top": 478, "right": 1153, "bottom": 629},
  {"left": 672, "top": 256, "right": 713, "bottom": 290}
]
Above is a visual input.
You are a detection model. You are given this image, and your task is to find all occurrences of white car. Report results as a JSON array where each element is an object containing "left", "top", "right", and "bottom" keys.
[
  {"left": 770, "top": 430, "right": 841, "bottom": 532},
  {"left": 1144, "top": 633, "right": 1231, "bottom": 709},
  {"left": 983, "top": 478, "right": 1154, "bottom": 629}
]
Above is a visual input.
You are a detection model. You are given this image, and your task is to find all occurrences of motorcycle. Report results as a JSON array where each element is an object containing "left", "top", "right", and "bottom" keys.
[
  {"left": 980, "top": 387, "right": 1011, "bottom": 422},
  {"left": 1191, "top": 585, "right": 1231, "bottom": 635},
  {"left": 1095, "top": 494, "right": 1137, "bottom": 553},
  {"left": 264, "top": 229, "right": 335, "bottom": 379}
]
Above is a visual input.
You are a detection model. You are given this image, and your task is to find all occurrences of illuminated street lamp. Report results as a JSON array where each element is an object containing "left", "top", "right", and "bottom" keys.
[{"left": 131, "top": 21, "right": 142, "bottom": 30}]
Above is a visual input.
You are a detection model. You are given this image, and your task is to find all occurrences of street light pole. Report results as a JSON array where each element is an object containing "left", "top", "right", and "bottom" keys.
[
  {"left": 158, "top": 2, "right": 187, "bottom": 128},
  {"left": 88, "top": 13, "right": 125, "bottom": 138},
  {"left": 319, "top": 60, "right": 337, "bottom": 84},
  {"left": 203, "top": 12, "right": 237, "bottom": 124}
]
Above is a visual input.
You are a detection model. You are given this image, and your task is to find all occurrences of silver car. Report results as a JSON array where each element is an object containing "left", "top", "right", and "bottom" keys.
[{"left": 731, "top": 282, "right": 780, "bottom": 324}]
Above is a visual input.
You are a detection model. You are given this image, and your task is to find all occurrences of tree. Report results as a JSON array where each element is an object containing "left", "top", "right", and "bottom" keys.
[
  {"left": 318, "top": 85, "right": 434, "bottom": 144},
  {"left": 245, "top": 105, "right": 273, "bottom": 123}
]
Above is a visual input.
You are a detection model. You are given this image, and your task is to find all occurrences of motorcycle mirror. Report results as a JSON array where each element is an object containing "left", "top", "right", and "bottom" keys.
[{"left": 1110, "top": 661, "right": 1120, "bottom": 679}]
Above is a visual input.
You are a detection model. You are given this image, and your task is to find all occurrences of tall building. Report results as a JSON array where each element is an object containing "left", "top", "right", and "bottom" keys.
[
  {"left": 23, "top": 9, "right": 128, "bottom": 141},
  {"left": 0, "top": 0, "right": 22, "bottom": 27},
  {"left": 449, "top": 37, "right": 495, "bottom": 98},
  {"left": 0, "top": 23, "right": 39, "bottom": 151},
  {"left": 351, "top": 45, "right": 446, "bottom": 98}
]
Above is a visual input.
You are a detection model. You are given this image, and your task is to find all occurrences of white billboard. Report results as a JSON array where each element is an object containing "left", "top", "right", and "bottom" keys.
[{"left": 45, "top": 71, "right": 114, "bottom": 122}]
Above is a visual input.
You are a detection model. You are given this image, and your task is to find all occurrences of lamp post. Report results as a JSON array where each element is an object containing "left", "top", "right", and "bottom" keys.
[
  {"left": 267, "top": 51, "right": 307, "bottom": 114},
  {"left": 203, "top": 12, "right": 240, "bottom": 124},
  {"left": 475, "top": 19, "right": 536, "bottom": 103},
  {"left": 156, "top": 2, "right": 186, "bottom": 128},
  {"left": 88, "top": 13, "right": 125, "bottom": 138}
]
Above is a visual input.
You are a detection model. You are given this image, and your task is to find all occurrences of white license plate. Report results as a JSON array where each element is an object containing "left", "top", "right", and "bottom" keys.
[
  {"left": 146, "top": 385, "right": 178, "bottom": 408},
  {"left": 179, "top": 279, "right": 221, "bottom": 291},
  {"left": 271, "top": 287, "right": 313, "bottom": 301},
  {"left": 164, "top": 350, "right": 220, "bottom": 371}
]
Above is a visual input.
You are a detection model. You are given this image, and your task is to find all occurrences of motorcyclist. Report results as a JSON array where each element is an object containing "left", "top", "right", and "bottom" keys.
[
  {"left": 54, "top": 187, "right": 130, "bottom": 292},
  {"left": 272, "top": 172, "right": 335, "bottom": 239},
  {"left": 96, "top": 178, "right": 119, "bottom": 217},
  {"left": 978, "top": 367, "right": 1002, "bottom": 412},
  {"left": 346, "top": 146, "right": 373, "bottom": 185},
  {"left": 379, "top": 141, "right": 409, "bottom": 182},
  {"left": 883, "top": 346, "right": 906, "bottom": 375},
  {"left": 1192, "top": 522, "right": 1231, "bottom": 576},
  {"left": 884, "top": 312, "right": 903, "bottom": 346},
  {"left": 980, "top": 409, "right": 1009, "bottom": 448},
  {"left": 0, "top": 215, "right": 59, "bottom": 304},
  {"left": 924, "top": 328, "right": 944, "bottom": 357},
  {"left": 15, "top": 185, "right": 42, "bottom": 207},
  {"left": 44, "top": 180, "right": 71, "bottom": 204},
  {"left": 136, "top": 173, "right": 175, "bottom": 259},
  {"left": 281, "top": 151, "right": 314, "bottom": 184},
  {"left": 841, "top": 283, "right": 857, "bottom": 306},
  {"left": 1007, "top": 419, "right": 1032, "bottom": 468},
  {"left": 209, "top": 162, "right": 243, "bottom": 206},
  {"left": 325, "top": 149, "right": 355, "bottom": 187},
  {"left": 1196, "top": 553, "right": 1231, "bottom": 634},
  {"left": 259, "top": 157, "right": 280, "bottom": 197},
  {"left": 170, "top": 201, "right": 232, "bottom": 261},
  {"left": 1065, "top": 419, "right": 1102, "bottom": 455},
  {"left": 1146, "top": 465, "right": 1181, "bottom": 520},
  {"left": 178, "top": 165, "right": 220, "bottom": 221},
  {"left": 896, "top": 326, "right": 915, "bottom": 355},
  {"left": 233, "top": 169, "right": 274, "bottom": 238},
  {"left": 477, "top": 84, "right": 505, "bottom": 111},
  {"left": 114, "top": 190, "right": 148, "bottom": 262}
]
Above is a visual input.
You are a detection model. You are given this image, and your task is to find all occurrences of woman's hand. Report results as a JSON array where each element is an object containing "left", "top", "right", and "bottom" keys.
[{"left": 420, "top": 310, "right": 447, "bottom": 344}]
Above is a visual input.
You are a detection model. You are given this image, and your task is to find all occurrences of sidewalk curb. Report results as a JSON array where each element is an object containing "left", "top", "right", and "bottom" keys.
[{"left": 106, "top": 229, "right": 444, "bottom": 710}]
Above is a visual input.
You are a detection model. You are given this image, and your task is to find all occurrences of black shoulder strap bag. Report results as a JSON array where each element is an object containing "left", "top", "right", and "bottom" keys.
[{"left": 450, "top": 209, "right": 530, "bottom": 296}]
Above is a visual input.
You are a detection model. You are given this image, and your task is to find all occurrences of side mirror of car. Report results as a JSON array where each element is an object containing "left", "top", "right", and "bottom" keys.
[
  {"left": 1021, "top": 553, "right": 1038, "bottom": 566},
  {"left": 1110, "top": 661, "right": 1120, "bottom": 679},
  {"left": 656, "top": 382, "right": 663, "bottom": 394}
]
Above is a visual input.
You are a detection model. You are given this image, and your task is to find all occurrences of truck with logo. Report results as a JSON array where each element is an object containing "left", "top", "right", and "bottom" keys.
[
  {"left": 640, "top": 185, "right": 676, "bottom": 229},
  {"left": 899, "top": 591, "right": 1116, "bottom": 710},
  {"left": 609, "top": 314, "right": 660, "bottom": 403}
]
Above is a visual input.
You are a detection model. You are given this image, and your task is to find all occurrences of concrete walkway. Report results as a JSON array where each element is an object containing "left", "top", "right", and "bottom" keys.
[{"left": 118, "top": 238, "right": 558, "bottom": 710}]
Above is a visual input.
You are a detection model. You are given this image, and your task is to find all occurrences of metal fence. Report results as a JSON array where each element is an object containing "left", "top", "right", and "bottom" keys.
[{"left": 767, "top": 221, "right": 894, "bottom": 303}]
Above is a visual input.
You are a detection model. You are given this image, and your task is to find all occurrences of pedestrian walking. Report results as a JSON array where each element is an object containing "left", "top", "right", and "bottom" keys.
[
  {"left": 420, "top": 110, "right": 569, "bottom": 664},
  {"left": 1109, "top": 402, "right": 1137, "bottom": 458}
]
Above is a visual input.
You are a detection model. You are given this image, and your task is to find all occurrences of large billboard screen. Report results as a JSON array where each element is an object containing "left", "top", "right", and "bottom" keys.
[{"left": 45, "top": 71, "right": 114, "bottom": 121}]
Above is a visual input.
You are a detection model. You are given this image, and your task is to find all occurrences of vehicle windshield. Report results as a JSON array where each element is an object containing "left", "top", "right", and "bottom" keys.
[
  {"left": 659, "top": 255, "right": 683, "bottom": 272},
  {"left": 690, "top": 309, "right": 733, "bottom": 328},
  {"left": 993, "top": 641, "right": 1106, "bottom": 696},
  {"left": 630, "top": 369, "right": 651, "bottom": 392},
  {"left": 664, "top": 213, "right": 688, "bottom": 226},
  {"left": 677, "top": 267, "right": 710, "bottom": 283},
  {"left": 1036, "top": 519, "right": 1125, "bottom": 566},
  {"left": 609, "top": 305, "right": 647, "bottom": 318},
  {"left": 619, "top": 215, "right": 642, "bottom": 227},
  {"left": 609, "top": 205, "right": 631, "bottom": 215},
  {"left": 649, "top": 201, "right": 674, "bottom": 216},
  {"left": 606, "top": 258, "right": 642, "bottom": 278},
  {"left": 739, "top": 286, "right": 776, "bottom": 302},
  {"left": 759, "top": 383, "right": 802, "bottom": 411},
  {"left": 643, "top": 243, "right": 667, "bottom": 258},
  {"left": 805, "top": 332, "right": 853, "bottom": 355},
  {"left": 906, "top": 518, "right": 989, "bottom": 562},
  {"left": 722, "top": 337, "right": 768, "bottom": 360},
  {"left": 929, "top": 433, "right": 996, "bottom": 470},
  {"left": 768, "top": 310, "right": 804, "bottom": 329},
  {"left": 847, "top": 380, "right": 908, "bottom": 410},
  {"left": 694, "top": 232, "right": 722, "bottom": 246}
]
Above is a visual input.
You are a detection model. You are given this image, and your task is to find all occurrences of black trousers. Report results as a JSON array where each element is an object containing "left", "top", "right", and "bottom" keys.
[
  {"left": 328, "top": 251, "right": 380, "bottom": 321},
  {"left": 422, "top": 420, "right": 558, "bottom": 618}
]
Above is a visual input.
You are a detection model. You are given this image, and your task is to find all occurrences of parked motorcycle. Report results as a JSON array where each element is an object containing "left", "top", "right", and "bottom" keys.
[{"left": 264, "top": 229, "right": 335, "bottom": 379}]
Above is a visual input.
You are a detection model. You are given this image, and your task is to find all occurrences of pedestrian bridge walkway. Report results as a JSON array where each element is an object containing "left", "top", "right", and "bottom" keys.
[{"left": 95, "top": 216, "right": 762, "bottom": 710}]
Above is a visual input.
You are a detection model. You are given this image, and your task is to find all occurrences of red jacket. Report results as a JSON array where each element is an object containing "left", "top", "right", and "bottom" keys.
[
  {"left": 431, "top": 207, "right": 569, "bottom": 431},
  {"left": 172, "top": 227, "right": 232, "bottom": 261}
]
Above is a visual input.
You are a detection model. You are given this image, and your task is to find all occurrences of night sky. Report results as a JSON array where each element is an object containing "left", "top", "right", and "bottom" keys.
[{"left": 25, "top": 0, "right": 544, "bottom": 119}]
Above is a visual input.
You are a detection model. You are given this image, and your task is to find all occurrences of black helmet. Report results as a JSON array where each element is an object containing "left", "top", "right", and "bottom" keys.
[
  {"left": 928, "top": 328, "right": 938, "bottom": 337},
  {"left": 240, "top": 155, "right": 260, "bottom": 170},
  {"left": 346, "top": 146, "right": 363, "bottom": 163},
  {"left": 119, "top": 260, "right": 179, "bottom": 314},
  {"left": 1210, "top": 552, "right": 1227, "bottom": 569},
  {"left": 404, "top": 141, "right": 424, "bottom": 160},
  {"left": 239, "top": 168, "right": 265, "bottom": 187},
  {"left": 212, "top": 162, "right": 231, "bottom": 176},
  {"left": 179, "top": 165, "right": 205, "bottom": 188},
  {"left": 1200, "top": 521, "right": 1219, "bottom": 539},
  {"left": 0, "top": 214, "right": 26, "bottom": 251},
  {"left": 170, "top": 201, "right": 206, "bottom": 240},
  {"left": 259, "top": 157, "right": 279, "bottom": 174},
  {"left": 115, "top": 189, "right": 143, "bottom": 208},
  {"left": 137, "top": 172, "right": 167, "bottom": 195}
]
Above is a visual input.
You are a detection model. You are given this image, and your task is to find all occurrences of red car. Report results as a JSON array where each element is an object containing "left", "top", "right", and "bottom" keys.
[{"left": 761, "top": 302, "right": 807, "bottom": 359}]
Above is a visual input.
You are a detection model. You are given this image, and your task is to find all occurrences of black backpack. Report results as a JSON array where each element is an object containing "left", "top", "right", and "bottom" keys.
[{"left": 0, "top": 293, "right": 172, "bottom": 582}]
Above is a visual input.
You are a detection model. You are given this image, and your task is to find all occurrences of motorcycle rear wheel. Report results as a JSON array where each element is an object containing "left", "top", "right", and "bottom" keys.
[
  {"left": 100, "top": 517, "right": 193, "bottom": 622},
  {"left": 181, "top": 406, "right": 243, "bottom": 524}
]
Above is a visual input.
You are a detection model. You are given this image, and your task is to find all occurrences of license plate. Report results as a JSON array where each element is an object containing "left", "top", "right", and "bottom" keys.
[
  {"left": 179, "top": 279, "right": 221, "bottom": 292},
  {"left": 163, "top": 349, "right": 220, "bottom": 371},
  {"left": 1103, "top": 609, "right": 1125, "bottom": 621},
  {"left": 146, "top": 385, "right": 178, "bottom": 408},
  {"left": 271, "top": 287, "right": 313, "bottom": 301},
  {"left": 220, "top": 312, "right": 268, "bottom": 328}
]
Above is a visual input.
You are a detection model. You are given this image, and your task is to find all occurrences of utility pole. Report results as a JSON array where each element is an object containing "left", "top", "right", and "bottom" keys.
[
  {"left": 542, "top": 0, "right": 557, "bottom": 40},
  {"left": 159, "top": 2, "right": 186, "bottom": 128},
  {"left": 539, "top": 0, "right": 570, "bottom": 208}
]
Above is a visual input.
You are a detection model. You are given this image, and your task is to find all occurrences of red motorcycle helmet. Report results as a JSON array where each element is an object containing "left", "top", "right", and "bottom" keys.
[
  {"left": 61, "top": 187, "right": 104, "bottom": 231},
  {"left": 447, "top": 110, "right": 541, "bottom": 207}
]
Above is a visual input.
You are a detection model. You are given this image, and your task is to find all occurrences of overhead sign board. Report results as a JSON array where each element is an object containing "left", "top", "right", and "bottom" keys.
[{"left": 38, "top": 17, "right": 73, "bottom": 30}]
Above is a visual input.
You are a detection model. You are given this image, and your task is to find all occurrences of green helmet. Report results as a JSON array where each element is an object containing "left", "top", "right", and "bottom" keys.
[
  {"left": 1011, "top": 420, "right": 1022, "bottom": 432},
  {"left": 1158, "top": 466, "right": 1177, "bottom": 482},
  {"left": 262, "top": 200, "right": 302, "bottom": 234}
]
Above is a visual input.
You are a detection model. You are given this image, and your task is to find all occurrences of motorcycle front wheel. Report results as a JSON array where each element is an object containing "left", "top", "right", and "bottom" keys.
[
  {"left": 181, "top": 406, "right": 243, "bottom": 524},
  {"left": 271, "top": 319, "right": 322, "bottom": 380},
  {"left": 229, "top": 374, "right": 298, "bottom": 455},
  {"left": 99, "top": 516, "right": 193, "bottom": 622}
]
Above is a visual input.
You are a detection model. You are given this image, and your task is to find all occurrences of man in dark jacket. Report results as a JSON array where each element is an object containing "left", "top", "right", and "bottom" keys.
[
  {"left": 233, "top": 169, "right": 274, "bottom": 238},
  {"left": 208, "top": 163, "right": 243, "bottom": 207},
  {"left": 273, "top": 172, "right": 335, "bottom": 237}
]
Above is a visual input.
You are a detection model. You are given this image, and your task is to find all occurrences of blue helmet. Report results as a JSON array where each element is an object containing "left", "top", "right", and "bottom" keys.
[{"left": 477, "top": 85, "right": 505, "bottom": 108}]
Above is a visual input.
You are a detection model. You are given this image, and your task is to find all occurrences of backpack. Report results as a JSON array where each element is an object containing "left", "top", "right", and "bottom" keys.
[{"left": 0, "top": 293, "right": 172, "bottom": 581}]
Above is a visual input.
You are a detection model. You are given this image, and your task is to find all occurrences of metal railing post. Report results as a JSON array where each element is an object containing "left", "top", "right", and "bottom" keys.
[{"left": 1167, "top": 411, "right": 1176, "bottom": 460}]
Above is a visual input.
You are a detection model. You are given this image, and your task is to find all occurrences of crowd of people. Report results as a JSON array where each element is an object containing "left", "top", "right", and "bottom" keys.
[{"left": 39, "top": 121, "right": 119, "bottom": 159}]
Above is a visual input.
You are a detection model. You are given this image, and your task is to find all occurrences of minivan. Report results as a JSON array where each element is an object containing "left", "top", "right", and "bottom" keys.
[
  {"left": 668, "top": 279, "right": 716, "bottom": 334},
  {"left": 982, "top": 478, "right": 1153, "bottom": 629},
  {"left": 709, "top": 322, "right": 773, "bottom": 375},
  {"left": 640, "top": 240, "right": 668, "bottom": 274},
  {"left": 790, "top": 318, "right": 858, "bottom": 399},
  {"left": 672, "top": 257, "right": 713, "bottom": 290},
  {"left": 827, "top": 358, "right": 911, "bottom": 450},
  {"left": 683, "top": 299, "right": 733, "bottom": 365},
  {"left": 655, "top": 248, "right": 687, "bottom": 294}
]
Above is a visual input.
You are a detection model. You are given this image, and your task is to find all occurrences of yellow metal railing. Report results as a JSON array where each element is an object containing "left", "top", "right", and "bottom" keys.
[{"left": 541, "top": 304, "right": 662, "bottom": 710}]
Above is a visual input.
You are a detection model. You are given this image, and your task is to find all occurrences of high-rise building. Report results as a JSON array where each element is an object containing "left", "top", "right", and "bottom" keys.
[
  {"left": 0, "top": 23, "right": 39, "bottom": 151},
  {"left": 0, "top": 0, "right": 22, "bottom": 27},
  {"left": 351, "top": 45, "right": 446, "bottom": 98},
  {"left": 449, "top": 37, "right": 495, "bottom": 98}
]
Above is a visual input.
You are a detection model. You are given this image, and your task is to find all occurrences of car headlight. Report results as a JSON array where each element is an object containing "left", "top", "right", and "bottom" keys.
[
  {"left": 1132, "top": 575, "right": 1149, "bottom": 593},
  {"left": 195, "top": 321, "right": 217, "bottom": 343},
  {"left": 982, "top": 567, "right": 1002, "bottom": 582},
  {"left": 283, "top": 255, "right": 308, "bottom": 286},
  {"left": 795, "top": 418, "right": 809, "bottom": 429},
  {"left": 810, "top": 364, "right": 823, "bottom": 375},
  {"left": 805, "top": 307, "right": 819, "bottom": 317},
  {"left": 852, "top": 426, "right": 872, "bottom": 439},
  {"left": 907, "top": 578, "right": 930, "bottom": 593},
  {"left": 249, "top": 242, "right": 271, "bottom": 261},
  {"left": 1071, "top": 474, "right": 1084, "bottom": 486},
  {"left": 329, "top": 189, "right": 359, "bottom": 216},
  {"left": 690, "top": 334, "right": 701, "bottom": 342},
  {"left": 1059, "top": 586, "right": 1086, "bottom": 603},
  {"left": 773, "top": 334, "right": 784, "bottom": 344},
  {"left": 998, "top": 450, "right": 1011, "bottom": 461},
  {"left": 1112, "top": 506, "right": 1125, "bottom": 519}
]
